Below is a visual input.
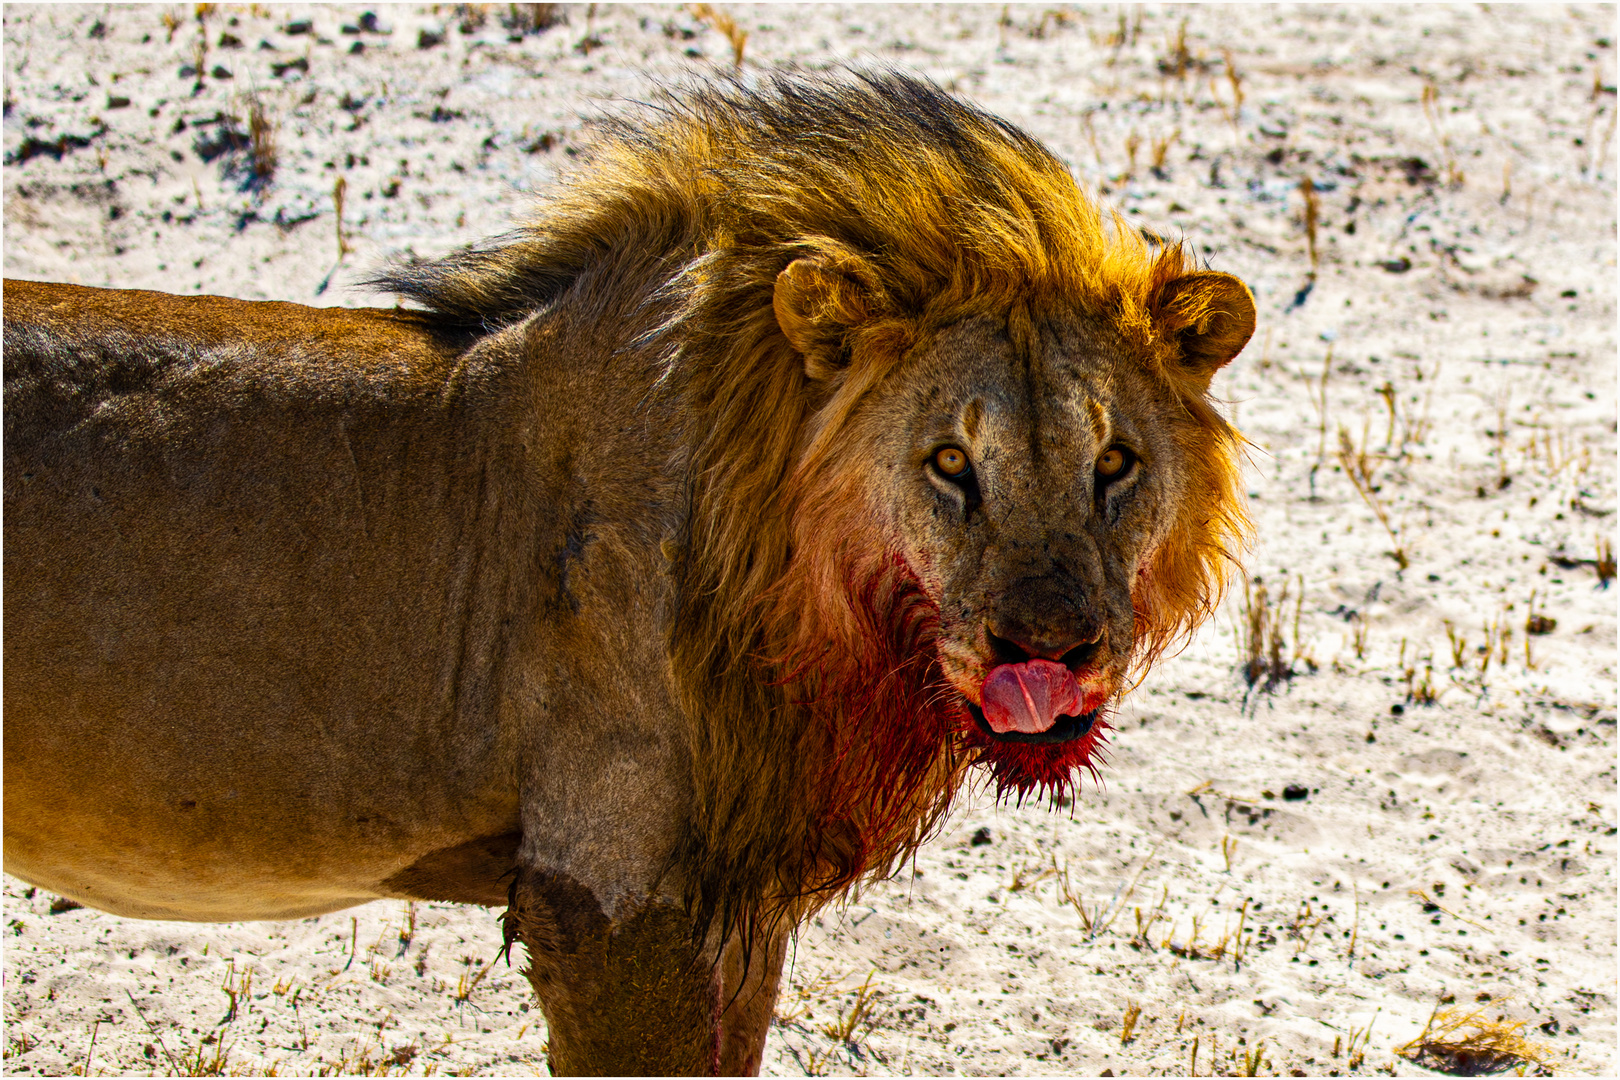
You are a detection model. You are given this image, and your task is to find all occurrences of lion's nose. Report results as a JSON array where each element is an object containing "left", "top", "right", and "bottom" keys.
[{"left": 985, "top": 624, "right": 1104, "bottom": 670}]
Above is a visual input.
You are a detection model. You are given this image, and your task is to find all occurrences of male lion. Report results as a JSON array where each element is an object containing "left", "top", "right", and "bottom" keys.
[{"left": 4, "top": 73, "right": 1254, "bottom": 1075}]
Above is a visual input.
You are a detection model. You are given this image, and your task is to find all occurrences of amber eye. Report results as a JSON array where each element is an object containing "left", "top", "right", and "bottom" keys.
[
  {"left": 1096, "top": 445, "right": 1131, "bottom": 479},
  {"left": 934, "top": 447, "right": 971, "bottom": 477}
]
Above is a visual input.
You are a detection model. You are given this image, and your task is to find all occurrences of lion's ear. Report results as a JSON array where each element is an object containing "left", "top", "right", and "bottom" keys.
[
  {"left": 1154, "top": 271, "right": 1257, "bottom": 386},
  {"left": 773, "top": 255, "right": 881, "bottom": 381}
]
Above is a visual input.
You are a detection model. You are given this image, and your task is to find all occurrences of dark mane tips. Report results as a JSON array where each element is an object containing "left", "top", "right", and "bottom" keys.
[
  {"left": 362, "top": 236, "right": 580, "bottom": 331},
  {"left": 361, "top": 70, "right": 1165, "bottom": 339}
]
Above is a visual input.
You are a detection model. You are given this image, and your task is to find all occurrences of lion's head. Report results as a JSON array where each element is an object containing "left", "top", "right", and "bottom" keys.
[
  {"left": 375, "top": 71, "right": 1254, "bottom": 917},
  {"left": 775, "top": 274, "right": 1252, "bottom": 807}
]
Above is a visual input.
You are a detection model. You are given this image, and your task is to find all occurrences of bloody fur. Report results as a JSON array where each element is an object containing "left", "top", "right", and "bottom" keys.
[{"left": 786, "top": 547, "right": 1110, "bottom": 846}]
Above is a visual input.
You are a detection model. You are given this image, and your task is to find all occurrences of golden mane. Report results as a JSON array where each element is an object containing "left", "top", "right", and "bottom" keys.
[{"left": 376, "top": 70, "right": 1251, "bottom": 929}]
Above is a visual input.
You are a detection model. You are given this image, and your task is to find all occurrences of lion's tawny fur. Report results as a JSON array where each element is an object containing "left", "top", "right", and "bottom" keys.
[{"left": 7, "top": 71, "right": 1258, "bottom": 1075}]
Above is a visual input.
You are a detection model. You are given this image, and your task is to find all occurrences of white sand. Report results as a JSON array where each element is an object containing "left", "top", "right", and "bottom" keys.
[{"left": 4, "top": 4, "right": 1614, "bottom": 1076}]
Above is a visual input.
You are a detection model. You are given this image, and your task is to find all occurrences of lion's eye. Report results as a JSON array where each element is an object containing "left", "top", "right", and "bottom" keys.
[
  {"left": 1096, "top": 445, "right": 1133, "bottom": 480},
  {"left": 934, "top": 447, "right": 971, "bottom": 477}
]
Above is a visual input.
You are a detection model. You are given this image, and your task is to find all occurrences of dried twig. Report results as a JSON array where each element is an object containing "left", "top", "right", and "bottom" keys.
[{"left": 1300, "top": 177, "right": 1319, "bottom": 269}]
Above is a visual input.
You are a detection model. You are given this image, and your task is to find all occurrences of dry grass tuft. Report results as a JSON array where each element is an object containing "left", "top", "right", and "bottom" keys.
[
  {"left": 1162, "top": 896, "right": 1248, "bottom": 964},
  {"left": 688, "top": 4, "right": 747, "bottom": 68},
  {"left": 332, "top": 177, "right": 352, "bottom": 258},
  {"left": 1286, "top": 899, "right": 1328, "bottom": 956},
  {"left": 1340, "top": 1010, "right": 1379, "bottom": 1070},
  {"left": 1159, "top": 19, "right": 1192, "bottom": 85},
  {"left": 1238, "top": 1037, "right": 1267, "bottom": 1076},
  {"left": 1422, "top": 83, "right": 1465, "bottom": 187},
  {"left": 773, "top": 969, "right": 840, "bottom": 1025},
  {"left": 1520, "top": 421, "right": 1588, "bottom": 478},
  {"left": 1475, "top": 612, "right": 1512, "bottom": 681},
  {"left": 1300, "top": 177, "right": 1320, "bottom": 270},
  {"left": 245, "top": 95, "right": 277, "bottom": 187},
  {"left": 219, "top": 959, "right": 253, "bottom": 1025},
  {"left": 1375, "top": 378, "right": 1433, "bottom": 460},
  {"left": 1405, "top": 652, "right": 1438, "bottom": 705},
  {"left": 1303, "top": 346, "right": 1332, "bottom": 497},
  {"left": 1596, "top": 536, "right": 1616, "bottom": 587},
  {"left": 1007, "top": 855, "right": 1058, "bottom": 892},
  {"left": 1238, "top": 575, "right": 1298, "bottom": 690},
  {"left": 1057, "top": 844, "right": 1161, "bottom": 940},
  {"left": 1349, "top": 613, "right": 1369, "bottom": 661},
  {"left": 1396, "top": 1001, "right": 1553, "bottom": 1075},
  {"left": 1337, "top": 422, "right": 1408, "bottom": 570},
  {"left": 1028, "top": 8, "right": 1073, "bottom": 40},
  {"left": 1122, "top": 130, "right": 1141, "bottom": 180},
  {"left": 1120, "top": 1001, "right": 1142, "bottom": 1044},
  {"left": 819, "top": 970, "right": 883, "bottom": 1044},
  {"left": 1150, "top": 128, "right": 1180, "bottom": 178},
  {"left": 1444, "top": 620, "right": 1468, "bottom": 668},
  {"left": 452, "top": 956, "right": 496, "bottom": 1005},
  {"left": 1221, "top": 48, "right": 1244, "bottom": 127},
  {"left": 1131, "top": 886, "right": 1169, "bottom": 950},
  {"left": 190, "top": 30, "right": 209, "bottom": 90},
  {"left": 502, "top": 3, "right": 564, "bottom": 37},
  {"left": 455, "top": 4, "right": 488, "bottom": 35}
]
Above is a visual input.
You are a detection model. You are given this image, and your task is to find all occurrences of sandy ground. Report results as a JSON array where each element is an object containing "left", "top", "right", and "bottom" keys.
[{"left": 3, "top": 4, "right": 1616, "bottom": 1076}]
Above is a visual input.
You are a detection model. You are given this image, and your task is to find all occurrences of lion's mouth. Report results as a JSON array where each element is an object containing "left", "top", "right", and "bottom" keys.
[{"left": 966, "top": 701, "right": 1096, "bottom": 745}]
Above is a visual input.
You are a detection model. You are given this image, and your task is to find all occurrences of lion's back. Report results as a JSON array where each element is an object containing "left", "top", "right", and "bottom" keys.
[{"left": 3, "top": 280, "right": 467, "bottom": 456}]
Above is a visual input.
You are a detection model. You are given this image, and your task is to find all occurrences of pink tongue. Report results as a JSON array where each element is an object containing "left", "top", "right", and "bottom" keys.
[{"left": 980, "top": 659, "right": 1083, "bottom": 735}]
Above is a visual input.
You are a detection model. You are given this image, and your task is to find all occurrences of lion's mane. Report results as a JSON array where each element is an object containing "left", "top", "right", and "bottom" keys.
[{"left": 376, "top": 71, "right": 1250, "bottom": 934}]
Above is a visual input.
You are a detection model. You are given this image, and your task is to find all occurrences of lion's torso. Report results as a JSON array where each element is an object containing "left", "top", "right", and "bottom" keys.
[
  {"left": 2, "top": 280, "right": 691, "bottom": 920},
  {"left": 3, "top": 70, "right": 1249, "bottom": 948}
]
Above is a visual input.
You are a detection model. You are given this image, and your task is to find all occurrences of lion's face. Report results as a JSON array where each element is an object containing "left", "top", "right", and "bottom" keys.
[
  {"left": 775, "top": 254, "right": 1252, "bottom": 796},
  {"left": 855, "top": 311, "right": 1202, "bottom": 761}
]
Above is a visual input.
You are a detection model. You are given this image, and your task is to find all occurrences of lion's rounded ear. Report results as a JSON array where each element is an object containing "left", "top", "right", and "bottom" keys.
[
  {"left": 773, "top": 255, "right": 879, "bottom": 381},
  {"left": 1155, "top": 271, "right": 1257, "bottom": 385}
]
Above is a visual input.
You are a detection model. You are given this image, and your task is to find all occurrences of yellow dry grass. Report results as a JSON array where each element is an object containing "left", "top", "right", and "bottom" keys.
[{"left": 1395, "top": 1001, "right": 1554, "bottom": 1075}]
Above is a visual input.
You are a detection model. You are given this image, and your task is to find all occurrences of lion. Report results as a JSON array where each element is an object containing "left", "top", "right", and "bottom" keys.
[{"left": 3, "top": 72, "right": 1254, "bottom": 1075}]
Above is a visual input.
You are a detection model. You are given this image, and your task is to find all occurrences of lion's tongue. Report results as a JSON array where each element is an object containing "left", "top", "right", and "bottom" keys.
[{"left": 980, "top": 659, "right": 1083, "bottom": 735}]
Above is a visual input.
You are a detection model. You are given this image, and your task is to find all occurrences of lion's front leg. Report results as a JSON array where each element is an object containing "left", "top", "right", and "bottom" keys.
[
  {"left": 714, "top": 917, "right": 790, "bottom": 1074},
  {"left": 504, "top": 867, "right": 788, "bottom": 1076}
]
